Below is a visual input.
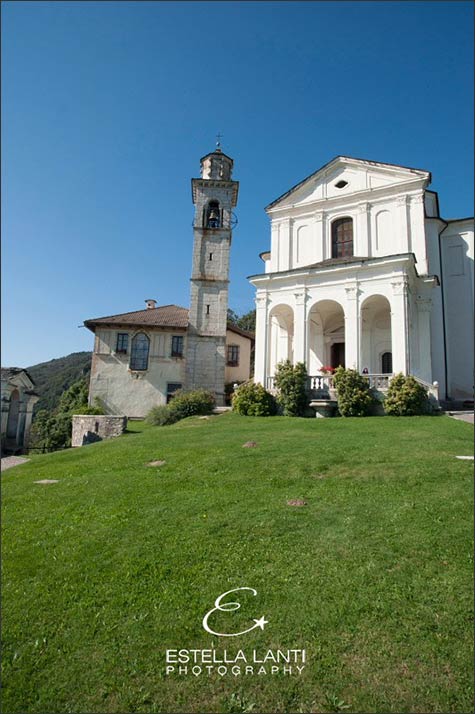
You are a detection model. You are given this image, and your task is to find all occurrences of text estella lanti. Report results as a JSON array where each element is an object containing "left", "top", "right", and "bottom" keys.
[{"left": 165, "top": 649, "right": 306, "bottom": 665}]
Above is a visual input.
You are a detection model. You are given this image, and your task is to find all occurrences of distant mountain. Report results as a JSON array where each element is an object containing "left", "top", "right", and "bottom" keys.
[{"left": 27, "top": 351, "right": 92, "bottom": 415}]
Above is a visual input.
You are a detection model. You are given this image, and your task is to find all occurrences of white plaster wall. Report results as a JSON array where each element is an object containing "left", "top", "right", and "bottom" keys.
[
  {"left": 440, "top": 222, "right": 474, "bottom": 399},
  {"left": 89, "top": 354, "right": 186, "bottom": 417}
]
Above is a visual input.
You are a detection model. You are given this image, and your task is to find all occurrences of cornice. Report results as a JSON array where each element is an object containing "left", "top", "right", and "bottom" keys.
[{"left": 248, "top": 253, "right": 417, "bottom": 285}]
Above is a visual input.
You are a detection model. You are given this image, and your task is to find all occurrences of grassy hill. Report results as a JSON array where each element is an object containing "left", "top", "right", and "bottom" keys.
[
  {"left": 27, "top": 351, "right": 92, "bottom": 414},
  {"left": 2, "top": 413, "right": 473, "bottom": 713}
]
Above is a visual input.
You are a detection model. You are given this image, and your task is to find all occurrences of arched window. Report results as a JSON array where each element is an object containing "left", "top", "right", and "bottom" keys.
[
  {"left": 206, "top": 201, "right": 221, "bottom": 228},
  {"left": 381, "top": 351, "right": 392, "bottom": 374},
  {"left": 331, "top": 217, "right": 353, "bottom": 259},
  {"left": 130, "top": 333, "right": 150, "bottom": 371}
]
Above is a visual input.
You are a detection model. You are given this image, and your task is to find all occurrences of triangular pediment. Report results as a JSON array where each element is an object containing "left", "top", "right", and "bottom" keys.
[{"left": 266, "top": 156, "right": 430, "bottom": 211}]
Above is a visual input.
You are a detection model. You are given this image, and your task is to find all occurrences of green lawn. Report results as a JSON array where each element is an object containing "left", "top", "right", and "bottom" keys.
[{"left": 2, "top": 413, "right": 473, "bottom": 713}]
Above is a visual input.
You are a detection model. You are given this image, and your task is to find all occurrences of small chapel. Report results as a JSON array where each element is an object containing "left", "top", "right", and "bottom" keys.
[
  {"left": 84, "top": 146, "right": 253, "bottom": 417},
  {"left": 249, "top": 155, "right": 474, "bottom": 405}
]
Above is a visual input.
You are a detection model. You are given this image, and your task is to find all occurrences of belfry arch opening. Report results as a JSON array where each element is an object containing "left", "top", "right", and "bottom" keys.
[{"left": 205, "top": 200, "right": 221, "bottom": 228}]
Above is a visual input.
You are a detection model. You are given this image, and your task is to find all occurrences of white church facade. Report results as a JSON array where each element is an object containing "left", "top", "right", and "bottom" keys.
[{"left": 249, "top": 156, "right": 473, "bottom": 403}]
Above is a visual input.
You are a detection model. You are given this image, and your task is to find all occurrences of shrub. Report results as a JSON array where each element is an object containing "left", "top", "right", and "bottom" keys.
[
  {"left": 168, "top": 389, "right": 216, "bottom": 421},
  {"left": 232, "top": 382, "right": 276, "bottom": 416},
  {"left": 332, "top": 367, "right": 374, "bottom": 417},
  {"left": 146, "top": 389, "right": 215, "bottom": 427},
  {"left": 274, "top": 360, "right": 308, "bottom": 417},
  {"left": 384, "top": 373, "right": 430, "bottom": 416},
  {"left": 146, "top": 405, "right": 177, "bottom": 426}
]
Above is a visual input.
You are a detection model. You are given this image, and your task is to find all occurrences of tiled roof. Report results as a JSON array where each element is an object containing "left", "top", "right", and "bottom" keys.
[
  {"left": 84, "top": 305, "right": 189, "bottom": 330},
  {"left": 227, "top": 323, "right": 255, "bottom": 341},
  {"left": 307, "top": 256, "right": 370, "bottom": 269},
  {"left": 84, "top": 305, "right": 254, "bottom": 341}
]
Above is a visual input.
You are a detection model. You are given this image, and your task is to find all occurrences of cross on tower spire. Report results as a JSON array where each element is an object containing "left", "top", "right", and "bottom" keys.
[{"left": 215, "top": 132, "right": 223, "bottom": 151}]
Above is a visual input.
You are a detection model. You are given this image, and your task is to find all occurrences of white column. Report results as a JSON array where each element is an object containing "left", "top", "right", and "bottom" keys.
[
  {"left": 293, "top": 290, "right": 308, "bottom": 365},
  {"left": 415, "top": 296, "right": 433, "bottom": 382},
  {"left": 254, "top": 293, "right": 269, "bottom": 386},
  {"left": 344, "top": 284, "right": 360, "bottom": 371},
  {"left": 357, "top": 203, "right": 371, "bottom": 257},
  {"left": 314, "top": 212, "right": 325, "bottom": 262},
  {"left": 409, "top": 193, "right": 428, "bottom": 274},
  {"left": 391, "top": 278, "right": 409, "bottom": 375}
]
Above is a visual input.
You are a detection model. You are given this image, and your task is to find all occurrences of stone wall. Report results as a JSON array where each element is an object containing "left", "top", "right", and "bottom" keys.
[{"left": 72, "top": 415, "right": 127, "bottom": 447}]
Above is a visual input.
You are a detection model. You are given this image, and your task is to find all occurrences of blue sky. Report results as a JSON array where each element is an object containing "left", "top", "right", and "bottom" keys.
[{"left": 2, "top": 0, "right": 473, "bottom": 367}]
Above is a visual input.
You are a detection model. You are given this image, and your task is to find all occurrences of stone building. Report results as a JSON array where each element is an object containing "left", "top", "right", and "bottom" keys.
[
  {"left": 249, "top": 156, "right": 474, "bottom": 404},
  {"left": 84, "top": 146, "right": 253, "bottom": 417},
  {"left": 1, "top": 368, "right": 39, "bottom": 454},
  {"left": 84, "top": 304, "right": 253, "bottom": 418}
]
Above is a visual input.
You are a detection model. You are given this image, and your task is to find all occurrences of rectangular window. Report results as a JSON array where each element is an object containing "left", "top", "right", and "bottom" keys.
[
  {"left": 166, "top": 383, "right": 182, "bottom": 403},
  {"left": 116, "top": 333, "right": 129, "bottom": 354},
  {"left": 171, "top": 335, "right": 184, "bottom": 357},
  {"left": 227, "top": 344, "right": 240, "bottom": 366}
]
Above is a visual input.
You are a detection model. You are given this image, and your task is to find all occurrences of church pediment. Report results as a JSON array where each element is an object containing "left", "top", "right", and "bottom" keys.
[{"left": 266, "top": 156, "right": 430, "bottom": 211}]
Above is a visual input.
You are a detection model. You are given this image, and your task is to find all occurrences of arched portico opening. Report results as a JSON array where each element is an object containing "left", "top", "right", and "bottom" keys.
[
  {"left": 360, "top": 295, "right": 392, "bottom": 374},
  {"left": 308, "top": 300, "right": 345, "bottom": 373},
  {"left": 267, "top": 304, "right": 294, "bottom": 377}
]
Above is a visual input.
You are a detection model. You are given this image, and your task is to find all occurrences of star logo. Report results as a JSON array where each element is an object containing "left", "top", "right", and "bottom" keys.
[{"left": 202, "top": 587, "right": 269, "bottom": 637}]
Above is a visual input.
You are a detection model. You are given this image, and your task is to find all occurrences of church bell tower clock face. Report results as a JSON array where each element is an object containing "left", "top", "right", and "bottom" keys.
[{"left": 185, "top": 145, "right": 239, "bottom": 406}]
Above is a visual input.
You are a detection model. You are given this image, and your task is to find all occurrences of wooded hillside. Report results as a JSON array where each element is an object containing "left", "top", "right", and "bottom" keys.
[{"left": 27, "top": 352, "right": 92, "bottom": 414}]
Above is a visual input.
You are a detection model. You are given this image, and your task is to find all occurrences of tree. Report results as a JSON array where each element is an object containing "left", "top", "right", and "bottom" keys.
[
  {"left": 236, "top": 309, "right": 256, "bottom": 332},
  {"left": 29, "top": 378, "right": 103, "bottom": 451},
  {"left": 227, "top": 308, "right": 256, "bottom": 333}
]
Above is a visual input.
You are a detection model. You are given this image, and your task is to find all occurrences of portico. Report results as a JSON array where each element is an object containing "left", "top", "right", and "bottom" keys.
[{"left": 251, "top": 253, "right": 437, "bottom": 390}]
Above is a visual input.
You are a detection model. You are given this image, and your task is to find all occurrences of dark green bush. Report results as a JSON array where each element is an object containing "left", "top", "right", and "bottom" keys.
[
  {"left": 332, "top": 367, "right": 374, "bottom": 417},
  {"left": 232, "top": 382, "right": 276, "bottom": 416},
  {"left": 146, "top": 405, "right": 176, "bottom": 426},
  {"left": 146, "top": 389, "right": 215, "bottom": 426},
  {"left": 168, "top": 389, "right": 216, "bottom": 421},
  {"left": 274, "top": 360, "right": 308, "bottom": 417},
  {"left": 384, "top": 373, "right": 430, "bottom": 416}
]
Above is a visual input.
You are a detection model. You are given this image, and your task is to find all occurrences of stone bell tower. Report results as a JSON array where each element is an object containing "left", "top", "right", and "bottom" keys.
[{"left": 185, "top": 144, "right": 239, "bottom": 405}]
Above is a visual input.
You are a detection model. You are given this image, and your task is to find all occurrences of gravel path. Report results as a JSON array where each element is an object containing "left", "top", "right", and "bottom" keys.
[
  {"left": 1, "top": 456, "right": 30, "bottom": 471},
  {"left": 447, "top": 413, "right": 474, "bottom": 424}
]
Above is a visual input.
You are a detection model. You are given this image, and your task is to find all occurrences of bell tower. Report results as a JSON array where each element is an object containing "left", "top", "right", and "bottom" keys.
[{"left": 186, "top": 144, "right": 239, "bottom": 404}]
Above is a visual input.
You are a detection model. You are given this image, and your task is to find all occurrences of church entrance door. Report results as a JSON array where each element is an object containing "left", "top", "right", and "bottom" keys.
[{"left": 331, "top": 342, "right": 345, "bottom": 369}]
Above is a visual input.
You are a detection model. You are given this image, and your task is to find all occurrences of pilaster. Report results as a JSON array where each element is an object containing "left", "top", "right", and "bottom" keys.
[
  {"left": 314, "top": 211, "right": 325, "bottom": 262},
  {"left": 357, "top": 203, "right": 371, "bottom": 257},
  {"left": 409, "top": 193, "right": 428, "bottom": 274},
  {"left": 396, "top": 195, "right": 409, "bottom": 255}
]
